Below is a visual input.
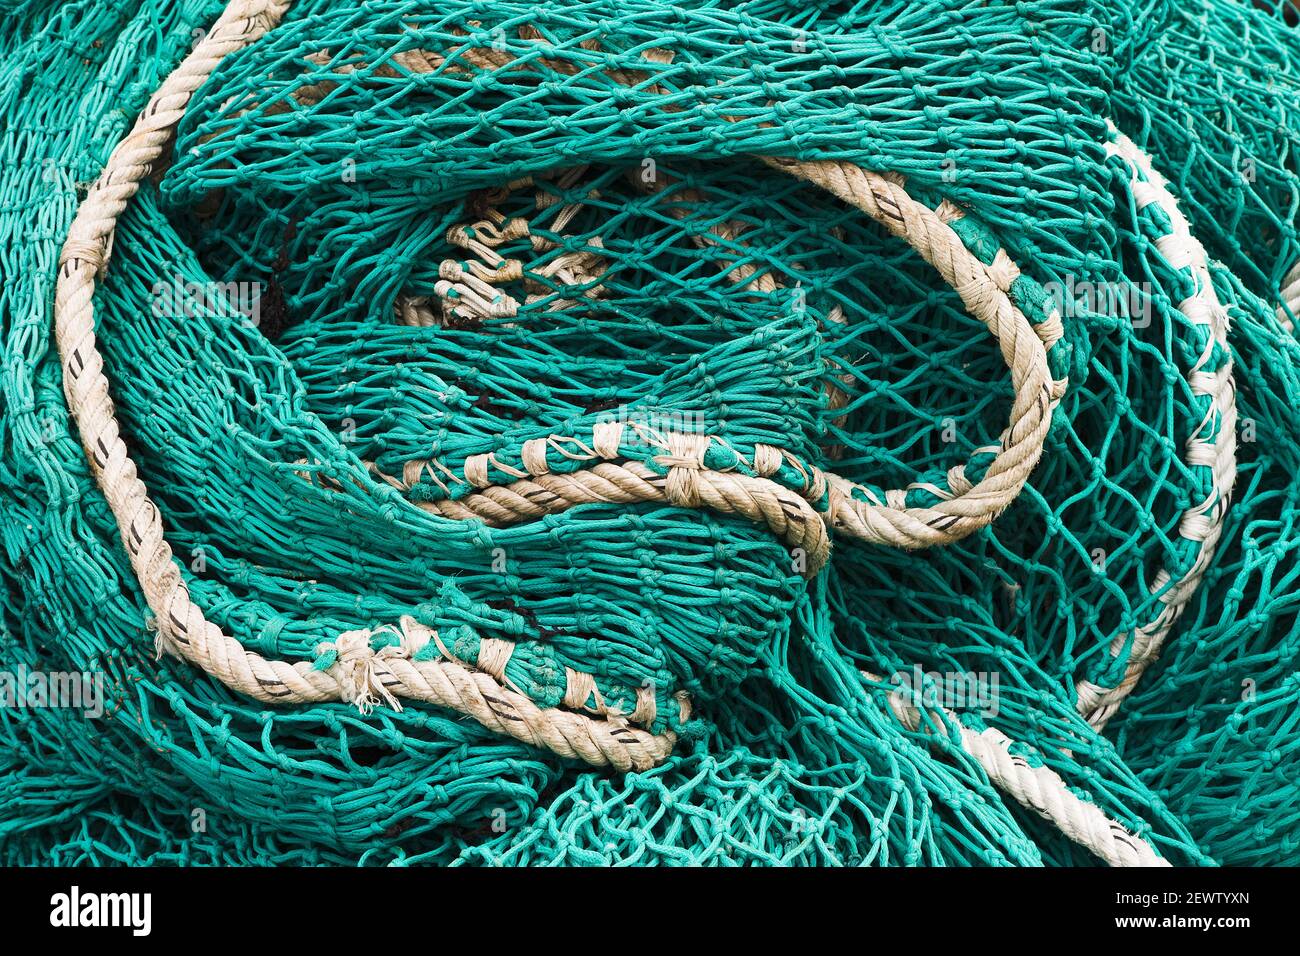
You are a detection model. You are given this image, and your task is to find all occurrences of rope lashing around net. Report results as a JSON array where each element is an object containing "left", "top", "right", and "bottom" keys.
[
  {"left": 315, "top": 615, "right": 679, "bottom": 725},
  {"left": 1073, "top": 128, "right": 1237, "bottom": 731},
  {"left": 372, "top": 427, "right": 838, "bottom": 576},
  {"left": 870, "top": 671, "right": 1170, "bottom": 867}
]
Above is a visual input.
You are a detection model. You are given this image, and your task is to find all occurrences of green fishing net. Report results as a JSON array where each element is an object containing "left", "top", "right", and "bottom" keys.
[{"left": 0, "top": 0, "right": 1298, "bottom": 866}]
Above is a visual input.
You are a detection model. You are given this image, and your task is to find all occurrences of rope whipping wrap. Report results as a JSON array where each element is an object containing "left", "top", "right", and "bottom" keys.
[{"left": 2, "top": 0, "right": 1298, "bottom": 866}]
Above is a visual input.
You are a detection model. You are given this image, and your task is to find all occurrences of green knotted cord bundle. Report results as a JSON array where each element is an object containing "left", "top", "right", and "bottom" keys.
[{"left": 0, "top": 0, "right": 1297, "bottom": 865}]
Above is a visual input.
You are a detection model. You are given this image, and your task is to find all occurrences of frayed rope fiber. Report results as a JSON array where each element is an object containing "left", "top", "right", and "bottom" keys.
[{"left": 2, "top": 0, "right": 1299, "bottom": 865}]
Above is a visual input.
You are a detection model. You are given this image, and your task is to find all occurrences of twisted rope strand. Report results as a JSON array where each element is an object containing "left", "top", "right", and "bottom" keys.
[
  {"left": 876, "top": 672, "right": 1170, "bottom": 867},
  {"left": 1074, "top": 128, "right": 1238, "bottom": 730},
  {"left": 767, "top": 157, "right": 1062, "bottom": 548}
]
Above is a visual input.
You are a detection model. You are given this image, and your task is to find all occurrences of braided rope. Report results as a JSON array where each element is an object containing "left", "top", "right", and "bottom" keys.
[
  {"left": 1074, "top": 128, "right": 1238, "bottom": 730},
  {"left": 875, "top": 672, "right": 1170, "bottom": 867},
  {"left": 767, "top": 157, "right": 1062, "bottom": 548}
]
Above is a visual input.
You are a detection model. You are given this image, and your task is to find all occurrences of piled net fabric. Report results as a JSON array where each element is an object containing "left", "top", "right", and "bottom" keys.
[{"left": 0, "top": 0, "right": 1298, "bottom": 866}]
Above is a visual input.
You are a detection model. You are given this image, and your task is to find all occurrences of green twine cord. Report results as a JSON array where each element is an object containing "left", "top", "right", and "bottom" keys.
[{"left": 1, "top": 0, "right": 1298, "bottom": 865}]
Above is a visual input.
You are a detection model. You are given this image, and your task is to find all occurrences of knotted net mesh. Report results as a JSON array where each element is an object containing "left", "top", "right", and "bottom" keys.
[{"left": 1, "top": 0, "right": 1298, "bottom": 865}]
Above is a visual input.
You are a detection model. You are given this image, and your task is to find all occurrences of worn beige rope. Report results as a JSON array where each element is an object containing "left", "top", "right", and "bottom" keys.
[{"left": 767, "top": 157, "right": 1062, "bottom": 548}]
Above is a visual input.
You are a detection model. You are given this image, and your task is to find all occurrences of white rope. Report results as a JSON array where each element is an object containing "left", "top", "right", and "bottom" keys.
[
  {"left": 876, "top": 672, "right": 1171, "bottom": 867},
  {"left": 1278, "top": 260, "right": 1300, "bottom": 332},
  {"left": 1074, "top": 127, "right": 1237, "bottom": 729}
]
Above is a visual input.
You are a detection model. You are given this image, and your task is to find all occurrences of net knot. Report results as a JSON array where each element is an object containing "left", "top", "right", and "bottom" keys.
[
  {"left": 655, "top": 432, "right": 710, "bottom": 508},
  {"left": 316, "top": 628, "right": 410, "bottom": 715}
]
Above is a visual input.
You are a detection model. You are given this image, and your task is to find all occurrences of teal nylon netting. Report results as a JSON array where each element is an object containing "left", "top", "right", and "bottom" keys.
[{"left": 1, "top": 0, "right": 1299, "bottom": 865}]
